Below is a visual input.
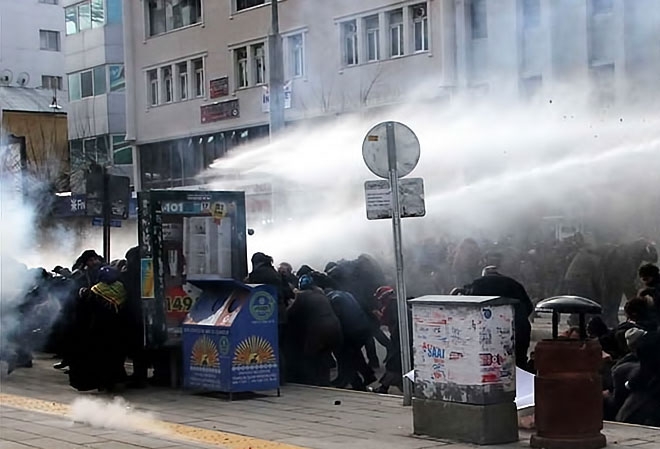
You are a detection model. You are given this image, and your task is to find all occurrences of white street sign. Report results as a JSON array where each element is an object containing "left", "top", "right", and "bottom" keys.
[{"left": 365, "top": 178, "right": 426, "bottom": 220}]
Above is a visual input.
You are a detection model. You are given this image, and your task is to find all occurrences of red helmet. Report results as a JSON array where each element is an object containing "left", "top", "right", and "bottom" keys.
[{"left": 375, "top": 286, "right": 395, "bottom": 302}]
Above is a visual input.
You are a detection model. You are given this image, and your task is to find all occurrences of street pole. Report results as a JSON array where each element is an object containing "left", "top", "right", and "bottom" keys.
[
  {"left": 268, "top": 0, "right": 285, "bottom": 137},
  {"left": 386, "top": 122, "right": 413, "bottom": 406},
  {"left": 102, "top": 166, "right": 111, "bottom": 262}
]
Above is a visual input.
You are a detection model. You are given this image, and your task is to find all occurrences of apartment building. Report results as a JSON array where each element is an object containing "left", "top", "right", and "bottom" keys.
[
  {"left": 63, "top": 0, "right": 130, "bottom": 192},
  {"left": 0, "top": 0, "right": 65, "bottom": 90},
  {"left": 461, "top": 0, "right": 660, "bottom": 103},
  {"left": 123, "top": 0, "right": 455, "bottom": 191},
  {"left": 122, "top": 0, "right": 660, "bottom": 192}
]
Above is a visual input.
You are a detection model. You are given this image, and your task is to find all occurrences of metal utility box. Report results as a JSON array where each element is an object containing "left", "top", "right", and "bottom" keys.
[
  {"left": 410, "top": 295, "right": 519, "bottom": 445},
  {"left": 181, "top": 280, "right": 279, "bottom": 395},
  {"left": 138, "top": 190, "right": 248, "bottom": 348}
]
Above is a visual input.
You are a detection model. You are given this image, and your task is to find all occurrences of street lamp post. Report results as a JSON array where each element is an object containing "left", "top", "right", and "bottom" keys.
[{"left": 268, "top": 0, "right": 285, "bottom": 136}]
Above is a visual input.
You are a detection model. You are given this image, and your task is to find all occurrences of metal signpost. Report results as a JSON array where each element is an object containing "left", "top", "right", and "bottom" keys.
[{"left": 362, "top": 121, "right": 422, "bottom": 406}]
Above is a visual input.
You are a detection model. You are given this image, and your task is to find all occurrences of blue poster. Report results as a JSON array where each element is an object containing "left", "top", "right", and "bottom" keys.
[{"left": 182, "top": 282, "right": 279, "bottom": 393}]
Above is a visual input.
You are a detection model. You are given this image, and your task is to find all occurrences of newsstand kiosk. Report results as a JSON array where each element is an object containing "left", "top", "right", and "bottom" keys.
[{"left": 138, "top": 190, "right": 251, "bottom": 386}]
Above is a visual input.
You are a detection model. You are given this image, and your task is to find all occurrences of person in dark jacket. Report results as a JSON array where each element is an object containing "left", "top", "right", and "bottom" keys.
[
  {"left": 638, "top": 264, "right": 660, "bottom": 327},
  {"left": 371, "top": 286, "right": 411, "bottom": 394},
  {"left": 286, "top": 275, "right": 343, "bottom": 386},
  {"left": 463, "top": 266, "right": 534, "bottom": 371},
  {"left": 246, "top": 252, "right": 294, "bottom": 384},
  {"left": 246, "top": 252, "right": 293, "bottom": 324},
  {"left": 604, "top": 352, "right": 639, "bottom": 420},
  {"left": 325, "top": 287, "right": 375, "bottom": 390},
  {"left": 615, "top": 328, "right": 660, "bottom": 426},
  {"left": 68, "top": 265, "right": 127, "bottom": 392}
]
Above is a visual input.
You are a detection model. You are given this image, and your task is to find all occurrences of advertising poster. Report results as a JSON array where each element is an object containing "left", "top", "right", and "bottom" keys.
[
  {"left": 141, "top": 258, "right": 155, "bottom": 298},
  {"left": 182, "top": 284, "right": 279, "bottom": 393}
]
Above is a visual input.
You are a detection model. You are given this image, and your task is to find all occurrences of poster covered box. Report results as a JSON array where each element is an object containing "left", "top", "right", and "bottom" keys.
[
  {"left": 410, "top": 296, "right": 517, "bottom": 405},
  {"left": 182, "top": 280, "right": 279, "bottom": 393}
]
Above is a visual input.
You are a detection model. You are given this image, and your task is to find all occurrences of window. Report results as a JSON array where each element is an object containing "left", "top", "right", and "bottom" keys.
[
  {"left": 148, "top": 0, "right": 202, "bottom": 37},
  {"left": 523, "top": 0, "right": 540, "bottom": 29},
  {"left": 69, "top": 74, "right": 81, "bottom": 100},
  {"left": 65, "top": 1, "right": 105, "bottom": 35},
  {"left": 236, "top": 48, "right": 249, "bottom": 88},
  {"left": 81, "top": 70, "right": 94, "bottom": 98},
  {"left": 109, "top": 65, "right": 125, "bottom": 91},
  {"left": 412, "top": 4, "right": 429, "bottom": 52},
  {"left": 40, "top": 30, "right": 60, "bottom": 51},
  {"left": 112, "top": 135, "right": 133, "bottom": 165},
  {"left": 91, "top": 0, "right": 105, "bottom": 28},
  {"left": 591, "top": 0, "right": 613, "bottom": 15},
  {"left": 163, "top": 67, "right": 173, "bottom": 103},
  {"left": 81, "top": 136, "right": 109, "bottom": 164},
  {"left": 39, "top": 0, "right": 59, "bottom": 5},
  {"left": 471, "top": 0, "right": 488, "bottom": 39},
  {"left": 148, "top": 69, "right": 159, "bottom": 106},
  {"left": 342, "top": 20, "right": 358, "bottom": 66},
  {"left": 177, "top": 62, "right": 188, "bottom": 100},
  {"left": 288, "top": 34, "right": 305, "bottom": 78},
  {"left": 236, "top": 0, "right": 266, "bottom": 12},
  {"left": 79, "top": 2, "right": 92, "bottom": 31},
  {"left": 193, "top": 58, "right": 205, "bottom": 97},
  {"left": 93, "top": 66, "right": 106, "bottom": 95},
  {"left": 65, "top": 7, "right": 79, "bottom": 35},
  {"left": 42, "top": 76, "right": 63, "bottom": 90},
  {"left": 364, "top": 16, "right": 380, "bottom": 62},
  {"left": 252, "top": 43, "right": 266, "bottom": 85},
  {"left": 389, "top": 10, "right": 404, "bottom": 57},
  {"left": 521, "top": 75, "right": 542, "bottom": 99}
]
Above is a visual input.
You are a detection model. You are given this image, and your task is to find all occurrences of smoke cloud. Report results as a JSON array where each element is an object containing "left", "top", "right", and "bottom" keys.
[{"left": 69, "top": 397, "right": 168, "bottom": 435}]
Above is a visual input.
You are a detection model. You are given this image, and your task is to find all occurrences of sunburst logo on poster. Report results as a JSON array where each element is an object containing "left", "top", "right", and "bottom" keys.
[
  {"left": 190, "top": 336, "right": 220, "bottom": 369},
  {"left": 233, "top": 336, "right": 276, "bottom": 366}
]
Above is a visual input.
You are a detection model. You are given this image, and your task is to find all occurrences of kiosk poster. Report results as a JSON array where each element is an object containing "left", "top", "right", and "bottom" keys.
[
  {"left": 182, "top": 283, "right": 279, "bottom": 393},
  {"left": 148, "top": 191, "right": 247, "bottom": 335}
]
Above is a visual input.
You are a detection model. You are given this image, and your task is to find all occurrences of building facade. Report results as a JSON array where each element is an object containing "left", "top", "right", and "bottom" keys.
[
  {"left": 121, "top": 0, "right": 660, "bottom": 192},
  {"left": 63, "top": 0, "right": 130, "bottom": 193},
  {"left": 0, "top": 0, "right": 66, "bottom": 91}
]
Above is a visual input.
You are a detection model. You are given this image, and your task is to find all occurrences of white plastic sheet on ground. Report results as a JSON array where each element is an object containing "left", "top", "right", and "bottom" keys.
[{"left": 403, "top": 367, "right": 535, "bottom": 410}]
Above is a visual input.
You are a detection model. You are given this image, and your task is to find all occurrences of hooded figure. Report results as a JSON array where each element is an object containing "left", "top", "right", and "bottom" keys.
[
  {"left": 615, "top": 328, "right": 660, "bottom": 426},
  {"left": 68, "top": 265, "right": 127, "bottom": 392},
  {"left": 246, "top": 252, "right": 293, "bottom": 325},
  {"left": 600, "top": 239, "right": 658, "bottom": 327},
  {"left": 285, "top": 275, "right": 342, "bottom": 386}
]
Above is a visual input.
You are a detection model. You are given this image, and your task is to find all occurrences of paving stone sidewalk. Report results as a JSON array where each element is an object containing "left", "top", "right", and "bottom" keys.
[{"left": 1, "top": 356, "right": 659, "bottom": 449}]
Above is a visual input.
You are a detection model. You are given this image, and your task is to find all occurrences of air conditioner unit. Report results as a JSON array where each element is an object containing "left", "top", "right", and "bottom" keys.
[{"left": 414, "top": 6, "right": 427, "bottom": 19}]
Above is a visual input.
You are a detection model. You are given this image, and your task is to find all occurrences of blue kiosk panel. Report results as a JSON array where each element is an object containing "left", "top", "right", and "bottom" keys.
[{"left": 182, "top": 280, "right": 279, "bottom": 393}]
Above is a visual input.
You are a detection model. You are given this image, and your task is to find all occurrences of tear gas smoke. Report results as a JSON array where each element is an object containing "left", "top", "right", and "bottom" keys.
[
  {"left": 69, "top": 397, "right": 168, "bottom": 435},
  {"left": 206, "top": 99, "right": 660, "bottom": 269}
]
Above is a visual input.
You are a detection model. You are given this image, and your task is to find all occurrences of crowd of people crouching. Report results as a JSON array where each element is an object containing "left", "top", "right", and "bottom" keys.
[
  {"left": 1, "top": 235, "right": 659, "bottom": 427},
  {"left": 250, "top": 248, "right": 660, "bottom": 427},
  {"left": 0, "top": 248, "right": 145, "bottom": 392},
  {"left": 585, "top": 263, "right": 660, "bottom": 427}
]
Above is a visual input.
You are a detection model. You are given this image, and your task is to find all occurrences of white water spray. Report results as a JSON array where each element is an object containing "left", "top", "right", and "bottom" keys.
[{"left": 205, "top": 100, "right": 660, "bottom": 268}]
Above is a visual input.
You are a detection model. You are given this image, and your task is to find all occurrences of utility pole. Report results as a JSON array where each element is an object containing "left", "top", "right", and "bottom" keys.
[{"left": 268, "top": 0, "right": 285, "bottom": 136}]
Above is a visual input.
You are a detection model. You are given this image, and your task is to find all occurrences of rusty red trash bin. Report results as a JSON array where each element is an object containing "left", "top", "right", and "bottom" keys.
[{"left": 530, "top": 296, "right": 607, "bottom": 449}]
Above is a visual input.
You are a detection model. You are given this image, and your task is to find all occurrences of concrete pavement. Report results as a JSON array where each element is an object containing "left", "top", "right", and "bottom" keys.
[{"left": 1, "top": 354, "right": 659, "bottom": 449}]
